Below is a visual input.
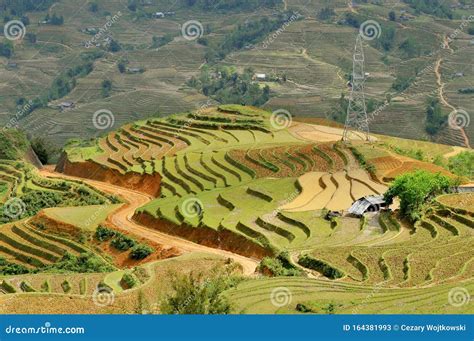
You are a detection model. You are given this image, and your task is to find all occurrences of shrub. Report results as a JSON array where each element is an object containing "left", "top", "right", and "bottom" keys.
[
  {"left": 41, "top": 280, "right": 50, "bottom": 292},
  {"left": 20, "top": 281, "right": 35, "bottom": 292},
  {"left": 61, "top": 280, "right": 71, "bottom": 293},
  {"left": 129, "top": 244, "right": 153, "bottom": 260},
  {"left": 95, "top": 225, "right": 116, "bottom": 242},
  {"left": 0, "top": 280, "right": 16, "bottom": 293},
  {"left": 160, "top": 267, "right": 238, "bottom": 314},
  {"left": 120, "top": 273, "right": 137, "bottom": 289},
  {"left": 111, "top": 234, "right": 136, "bottom": 251},
  {"left": 298, "top": 255, "right": 344, "bottom": 279},
  {"left": 43, "top": 252, "right": 115, "bottom": 273},
  {"left": 258, "top": 252, "right": 303, "bottom": 277}
]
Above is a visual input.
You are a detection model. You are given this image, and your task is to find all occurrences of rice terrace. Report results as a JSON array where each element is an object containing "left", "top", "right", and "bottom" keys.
[{"left": 0, "top": 0, "right": 473, "bottom": 318}]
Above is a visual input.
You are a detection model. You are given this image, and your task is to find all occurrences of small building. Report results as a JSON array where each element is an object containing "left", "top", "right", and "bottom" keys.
[
  {"left": 126, "top": 67, "right": 144, "bottom": 73},
  {"left": 153, "top": 12, "right": 164, "bottom": 18},
  {"left": 6, "top": 61, "right": 18, "bottom": 69},
  {"left": 348, "top": 195, "right": 388, "bottom": 216},
  {"left": 59, "top": 101, "right": 75, "bottom": 110},
  {"left": 455, "top": 185, "right": 474, "bottom": 193},
  {"left": 454, "top": 72, "right": 464, "bottom": 77},
  {"left": 255, "top": 73, "right": 267, "bottom": 81}
]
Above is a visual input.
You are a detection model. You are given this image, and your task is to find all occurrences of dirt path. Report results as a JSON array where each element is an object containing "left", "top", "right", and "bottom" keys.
[
  {"left": 434, "top": 58, "right": 471, "bottom": 148},
  {"left": 39, "top": 167, "right": 259, "bottom": 276},
  {"left": 301, "top": 48, "right": 345, "bottom": 82}
]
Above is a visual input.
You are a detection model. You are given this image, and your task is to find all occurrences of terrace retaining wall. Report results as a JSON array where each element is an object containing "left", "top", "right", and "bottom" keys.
[
  {"left": 56, "top": 153, "right": 162, "bottom": 197},
  {"left": 133, "top": 211, "right": 272, "bottom": 259}
]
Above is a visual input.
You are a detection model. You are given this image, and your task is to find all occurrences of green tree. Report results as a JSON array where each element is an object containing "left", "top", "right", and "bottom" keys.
[
  {"left": 0, "top": 41, "right": 14, "bottom": 58},
  {"left": 425, "top": 97, "right": 445, "bottom": 136},
  {"left": 388, "top": 11, "right": 396, "bottom": 21},
  {"left": 384, "top": 170, "right": 453, "bottom": 221},
  {"left": 101, "top": 79, "right": 112, "bottom": 97},
  {"left": 108, "top": 39, "right": 121, "bottom": 52},
  {"left": 448, "top": 151, "right": 474, "bottom": 179},
  {"left": 89, "top": 2, "right": 99, "bottom": 12}
]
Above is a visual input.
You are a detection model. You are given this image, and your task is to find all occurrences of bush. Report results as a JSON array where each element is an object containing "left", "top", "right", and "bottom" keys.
[
  {"left": 258, "top": 252, "right": 303, "bottom": 277},
  {"left": 20, "top": 281, "right": 35, "bottom": 292},
  {"left": 43, "top": 252, "right": 114, "bottom": 273},
  {"left": 298, "top": 255, "right": 344, "bottom": 279},
  {"left": 95, "top": 225, "right": 116, "bottom": 242},
  {"left": 120, "top": 273, "right": 137, "bottom": 289},
  {"left": 129, "top": 244, "right": 153, "bottom": 260},
  {"left": 160, "top": 267, "right": 239, "bottom": 314},
  {"left": 61, "top": 280, "right": 71, "bottom": 293},
  {"left": 111, "top": 234, "right": 136, "bottom": 251},
  {"left": 41, "top": 280, "right": 50, "bottom": 292}
]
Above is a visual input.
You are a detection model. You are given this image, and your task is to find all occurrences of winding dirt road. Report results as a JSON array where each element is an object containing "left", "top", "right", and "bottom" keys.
[{"left": 39, "top": 166, "right": 259, "bottom": 276}]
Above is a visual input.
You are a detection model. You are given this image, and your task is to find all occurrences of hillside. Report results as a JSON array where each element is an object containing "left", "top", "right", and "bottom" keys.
[
  {"left": 0, "top": 0, "right": 473, "bottom": 317},
  {"left": 1, "top": 104, "right": 472, "bottom": 314},
  {"left": 0, "top": 0, "right": 472, "bottom": 153}
]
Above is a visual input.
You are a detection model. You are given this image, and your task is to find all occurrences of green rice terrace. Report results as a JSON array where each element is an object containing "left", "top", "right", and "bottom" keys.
[{"left": 0, "top": 105, "right": 472, "bottom": 314}]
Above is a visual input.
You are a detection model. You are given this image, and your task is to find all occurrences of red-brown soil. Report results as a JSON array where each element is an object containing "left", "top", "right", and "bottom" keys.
[
  {"left": 55, "top": 153, "right": 162, "bottom": 197},
  {"left": 133, "top": 211, "right": 272, "bottom": 259}
]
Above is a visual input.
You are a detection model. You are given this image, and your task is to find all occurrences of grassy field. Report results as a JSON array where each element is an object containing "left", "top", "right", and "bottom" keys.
[
  {"left": 0, "top": 252, "right": 230, "bottom": 314},
  {"left": 226, "top": 277, "right": 474, "bottom": 314},
  {"left": 43, "top": 204, "right": 122, "bottom": 231}
]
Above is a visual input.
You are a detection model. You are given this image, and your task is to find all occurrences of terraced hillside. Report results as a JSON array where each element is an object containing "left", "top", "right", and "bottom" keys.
[
  {"left": 1, "top": 103, "right": 472, "bottom": 314},
  {"left": 0, "top": 159, "right": 118, "bottom": 222}
]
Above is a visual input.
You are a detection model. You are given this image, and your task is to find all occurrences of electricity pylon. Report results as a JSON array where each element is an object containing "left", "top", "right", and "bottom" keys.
[{"left": 343, "top": 34, "right": 370, "bottom": 142}]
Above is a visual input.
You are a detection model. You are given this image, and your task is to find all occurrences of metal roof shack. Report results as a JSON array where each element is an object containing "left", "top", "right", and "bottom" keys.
[{"left": 348, "top": 195, "right": 387, "bottom": 216}]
